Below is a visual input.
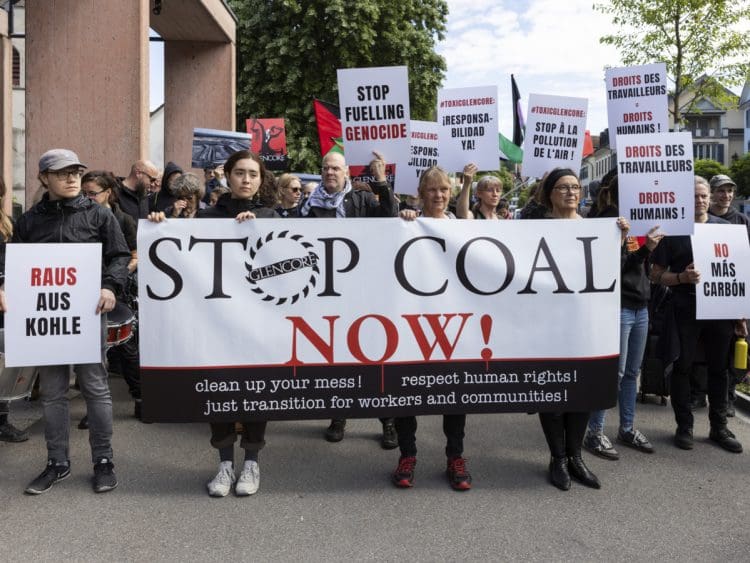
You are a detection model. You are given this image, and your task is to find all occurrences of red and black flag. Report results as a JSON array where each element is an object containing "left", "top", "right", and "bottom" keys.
[{"left": 313, "top": 99, "right": 343, "bottom": 156}]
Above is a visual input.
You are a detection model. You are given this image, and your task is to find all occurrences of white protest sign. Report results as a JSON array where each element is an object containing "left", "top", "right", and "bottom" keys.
[
  {"left": 606, "top": 63, "right": 669, "bottom": 150},
  {"left": 137, "top": 218, "right": 621, "bottom": 422},
  {"left": 437, "top": 86, "right": 498, "bottom": 172},
  {"left": 337, "top": 65, "right": 410, "bottom": 165},
  {"left": 4, "top": 243, "right": 102, "bottom": 367},
  {"left": 394, "top": 120, "right": 439, "bottom": 196},
  {"left": 691, "top": 224, "right": 750, "bottom": 320},
  {"left": 521, "top": 94, "right": 588, "bottom": 179},
  {"left": 616, "top": 132, "right": 694, "bottom": 236}
]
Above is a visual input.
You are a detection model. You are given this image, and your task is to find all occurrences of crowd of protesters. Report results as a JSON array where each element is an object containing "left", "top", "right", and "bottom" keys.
[{"left": 0, "top": 145, "right": 747, "bottom": 499}]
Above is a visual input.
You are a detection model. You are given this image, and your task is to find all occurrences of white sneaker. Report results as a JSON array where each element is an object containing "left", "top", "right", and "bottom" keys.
[
  {"left": 235, "top": 460, "right": 259, "bottom": 496},
  {"left": 207, "top": 462, "right": 235, "bottom": 497}
]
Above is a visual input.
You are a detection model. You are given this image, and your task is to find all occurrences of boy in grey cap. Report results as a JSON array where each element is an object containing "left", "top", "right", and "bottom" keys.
[{"left": 1, "top": 148, "right": 129, "bottom": 495}]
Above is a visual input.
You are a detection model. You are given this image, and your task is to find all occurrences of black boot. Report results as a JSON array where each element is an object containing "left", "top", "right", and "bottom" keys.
[
  {"left": 548, "top": 457, "right": 570, "bottom": 490},
  {"left": 539, "top": 413, "right": 568, "bottom": 490},
  {"left": 568, "top": 455, "right": 601, "bottom": 489},
  {"left": 564, "top": 412, "right": 601, "bottom": 489},
  {"left": 325, "top": 419, "right": 346, "bottom": 442}
]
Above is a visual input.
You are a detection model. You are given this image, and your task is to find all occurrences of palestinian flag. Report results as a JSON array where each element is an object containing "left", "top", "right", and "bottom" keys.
[
  {"left": 511, "top": 75, "right": 525, "bottom": 147},
  {"left": 313, "top": 99, "right": 343, "bottom": 156},
  {"left": 499, "top": 132, "right": 523, "bottom": 163}
]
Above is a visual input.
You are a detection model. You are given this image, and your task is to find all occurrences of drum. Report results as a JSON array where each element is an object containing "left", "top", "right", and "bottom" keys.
[
  {"left": 0, "top": 329, "right": 38, "bottom": 401},
  {"left": 106, "top": 302, "right": 135, "bottom": 349}
]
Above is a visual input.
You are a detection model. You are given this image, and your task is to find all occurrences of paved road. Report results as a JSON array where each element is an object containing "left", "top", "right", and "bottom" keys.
[{"left": 1, "top": 377, "right": 749, "bottom": 561}]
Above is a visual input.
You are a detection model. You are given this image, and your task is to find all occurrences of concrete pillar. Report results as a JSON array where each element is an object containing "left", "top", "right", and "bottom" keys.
[
  {"left": 164, "top": 40, "right": 235, "bottom": 171},
  {"left": 0, "top": 9, "right": 12, "bottom": 216},
  {"left": 25, "top": 0, "right": 149, "bottom": 202}
]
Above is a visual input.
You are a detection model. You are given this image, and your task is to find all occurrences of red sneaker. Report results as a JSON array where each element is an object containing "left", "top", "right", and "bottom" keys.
[
  {"left": 392, "top": 456, "right": 416, "bottom": 488},
  {"left": 446, "top": 456, "right": 472, "bottom": 491}
]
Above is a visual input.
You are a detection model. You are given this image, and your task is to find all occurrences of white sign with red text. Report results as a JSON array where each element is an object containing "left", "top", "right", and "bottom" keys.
[
  {"left": 617, "top": 132, "right": 694, "bottom": 236},
  {"left": 4, "top": 243, "right": 102, "bottom": 367},
  {"left": 606, "top": 63, "right": 669, "bottom": 150},
  {"left": 138, "top": 218, "right": 620, "bottom": 367},
  {"left": 521, "top": 94, "right": 588, "bottom": 179},
  {"left": 337, "top": 66, "right": 411, "bottom": 166},
  {"left": 137, "top": 218, "right": 622, "bottom": 421},
  {"left": 691, "top": 224, "right": 750, "bottom": 320},
  {"left": 394, "top": 120, "right": 439, "bottom": 196},
  {"left": 437, "top": 86, "right": 499, "bottom": 172}
]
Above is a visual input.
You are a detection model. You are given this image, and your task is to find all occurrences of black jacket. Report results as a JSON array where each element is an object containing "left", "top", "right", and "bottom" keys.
[
  {"left": 12, "top": 193, "right": 130, "bottom": 294},
  {"left": 116, "top": 179, "right": 150, "bottom": 223},
  {"left": 300, "top": 181, "right": 397, "bottom": 218},
  {"left": 196, "top": 193, "right": 279, "bottom": 219}
]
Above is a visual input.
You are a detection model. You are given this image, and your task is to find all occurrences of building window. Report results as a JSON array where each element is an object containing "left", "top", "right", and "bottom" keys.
[
  {"left": 693, "top": 143, "right": 725, "bottom": 163},
  {"left": 12, "top": 47, "right": 20, "bottom": 87}
]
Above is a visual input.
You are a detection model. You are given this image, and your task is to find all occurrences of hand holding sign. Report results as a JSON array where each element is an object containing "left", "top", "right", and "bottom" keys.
[
  {"left": 682, "top": 263, "right": 700, "bottom": 284},
  {"left": 370, "top": 151, "right": 387, "bottom": 182}
]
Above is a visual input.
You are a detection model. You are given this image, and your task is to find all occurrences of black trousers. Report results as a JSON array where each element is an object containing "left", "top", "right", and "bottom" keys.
[
  {"left": 394, "top": 414, "right": 466, "bottom": 458},
  {"left": 538, "top": 411, "right": 589, "bottom": 458},
  {"left": 107, "top": 336, "right": 140, "bottom": 399},
  {"left": 672, "top": 304, "right": 733, "bottom": 430},
  {"left": 210, "top": 421, "right": 267, "bottom": 452}
]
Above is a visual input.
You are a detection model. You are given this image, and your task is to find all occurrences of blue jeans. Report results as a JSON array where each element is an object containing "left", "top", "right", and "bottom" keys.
[{"left": 589, "top": 307, "right": 649, "bottom": 434}]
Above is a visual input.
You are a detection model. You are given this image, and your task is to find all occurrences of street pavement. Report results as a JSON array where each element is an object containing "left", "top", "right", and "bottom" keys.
[{"left": 1, "top": 376, "right": 749, "bottom": 562}]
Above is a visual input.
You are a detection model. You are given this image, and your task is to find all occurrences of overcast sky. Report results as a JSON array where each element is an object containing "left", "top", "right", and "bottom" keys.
[{"left": 437, "top": 0, "right": 622, "bottom": 136}]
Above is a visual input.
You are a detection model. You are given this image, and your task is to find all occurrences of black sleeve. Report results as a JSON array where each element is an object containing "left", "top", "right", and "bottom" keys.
[
  {"left": 97, "top": 208, "right": 130, "bottom": 293},
  {"left": 366, "top": 181, "right": 398, "bottom": 217},
  {"left": 650, "top": 237, "right": 670, "bottom": 268},
  {"left": 621, "top": 242, "right": 650, "bottom": 272},
  {"left": 121, "top": 214, "right": 138, "bottom": 252}
]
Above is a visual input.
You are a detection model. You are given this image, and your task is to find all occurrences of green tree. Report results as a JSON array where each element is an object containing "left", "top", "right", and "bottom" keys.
[
  {"left": 595, "top": 0, "right": 750, "bottom": 127},
  {"left": 730, "top": 153, "right": 750, "bottom": 197},
  {"left": 228, "top": 0, "right": 448, "bottom": 172},
  {"left": 693, "top": 158, "right": 729, "bottom": 182}
]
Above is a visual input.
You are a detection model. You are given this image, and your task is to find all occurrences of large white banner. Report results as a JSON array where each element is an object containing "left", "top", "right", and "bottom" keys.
[
  {"left": 394, "top": 120, "right": 439, "bottom": 196},
  {"left": 337, "top": 65, "right": 410, "bottom": 166},
  {"left": 437, "top": 86, "right": 499, "bottom": 172},
  {"left": 692, "top": 223, "right": 750, "bottom": 320},
  {"left": 616, "top": 132, "right": 695, "bottom": 236},
  {"left": 521, "top": 94, "right": 588, "bottom": 179},
  {"left": 606, "top": 63, "right": 669, "bottom": 150},
  {"left": 137, "top": 218, "right": 621, "bottom": 422},
  {"left": 4, "top": 243, "right": 102, "bottom": 367}
]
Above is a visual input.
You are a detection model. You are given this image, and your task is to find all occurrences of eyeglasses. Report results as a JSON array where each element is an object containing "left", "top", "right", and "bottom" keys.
[
  {"left": 553, "top": 184, "right": 581, "bottom": 193},
  {"left": 138, "top": 170, "right": 159, "bottom": 184},
  {"left": 50, "top": 168, "right": 85, "bottom": 180},
  {"left": 84, "top": 189, "right": 107, "bottom": 198}
]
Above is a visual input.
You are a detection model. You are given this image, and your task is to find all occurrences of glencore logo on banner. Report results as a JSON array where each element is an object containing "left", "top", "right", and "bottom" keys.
[{"left": 245, "top": 230, "right": 320, "bottom": 305}]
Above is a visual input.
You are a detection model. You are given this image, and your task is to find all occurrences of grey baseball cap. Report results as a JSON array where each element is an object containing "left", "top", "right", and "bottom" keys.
[
  {"left": 38, "top": 149, "right": 86, "bottom": 172},
  {"left": 709, "top": 174, "right": 736, "bottom": 190}
]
